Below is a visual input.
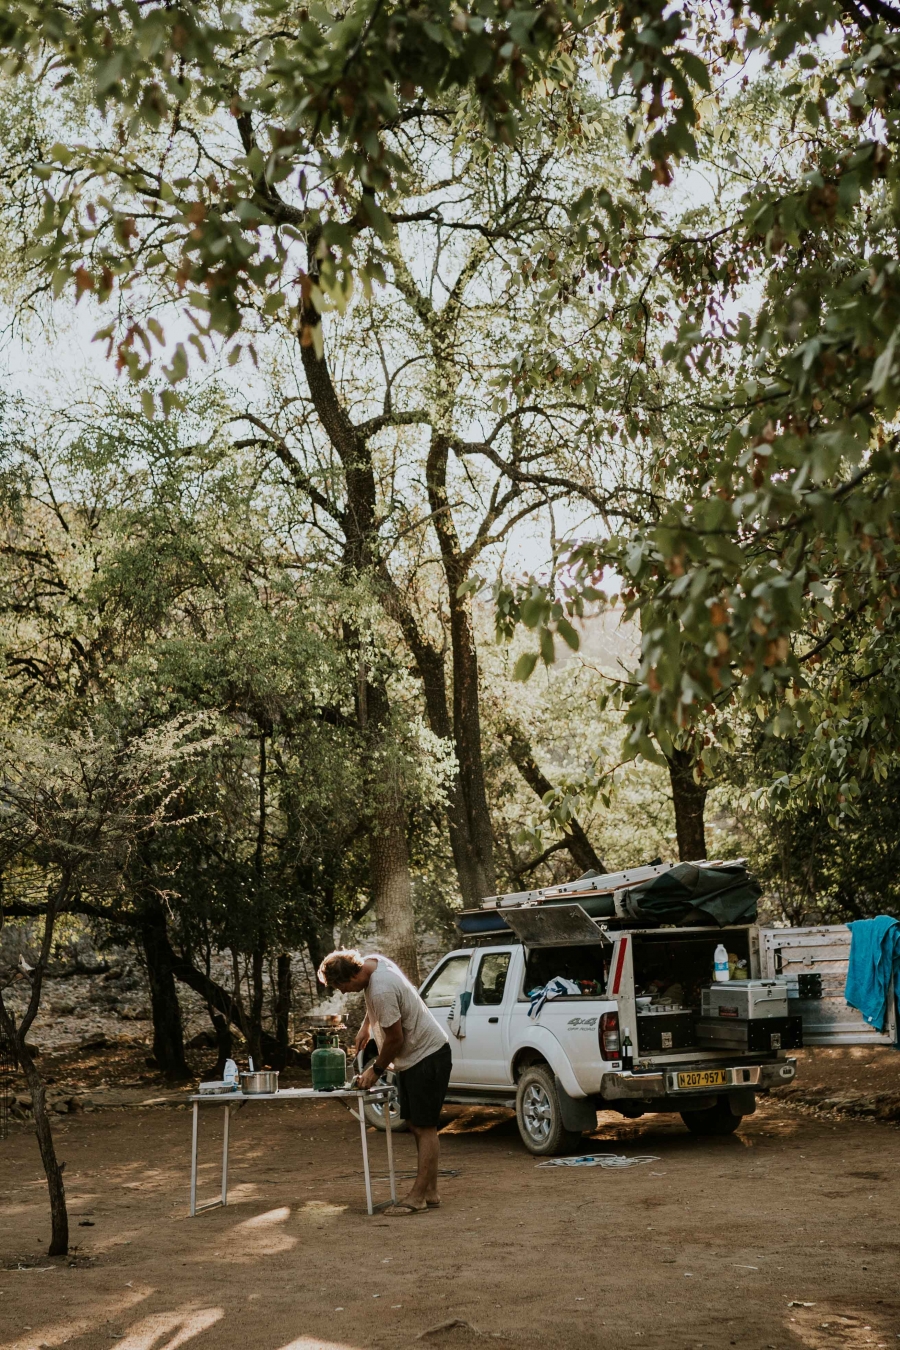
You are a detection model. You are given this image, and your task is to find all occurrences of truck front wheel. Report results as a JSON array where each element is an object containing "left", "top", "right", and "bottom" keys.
[
  {"left": 680, "top": 1096, "right": 744, "bottom": 1136},
  {"left": 516, "top": 1065, "right": 583, "bottom": 1155}
]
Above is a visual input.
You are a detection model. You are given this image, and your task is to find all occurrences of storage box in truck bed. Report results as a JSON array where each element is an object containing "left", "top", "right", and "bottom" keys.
[{"left": 702, "top": 980, "right": 789, "bottom": 1019}]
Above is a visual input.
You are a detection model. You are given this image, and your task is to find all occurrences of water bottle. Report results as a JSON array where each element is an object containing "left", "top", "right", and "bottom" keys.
[
  {"left": 223, "top": 1058, "right": 238, "bottom": 1090},
  {"left": 713, "top": 944, "right": 730, "bottom": 983}
]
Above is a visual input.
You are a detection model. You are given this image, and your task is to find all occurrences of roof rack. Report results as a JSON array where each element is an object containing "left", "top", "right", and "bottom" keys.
[{"left": 480, "top": 859, "right": 747, "bottom": 911}]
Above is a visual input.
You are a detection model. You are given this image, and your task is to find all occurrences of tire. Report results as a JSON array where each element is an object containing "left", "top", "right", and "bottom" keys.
[
  {"left": 516, "top": 1064, "right": 583, "bottom": 1156},
  {"left": 355, "top": 1050, "right": 409, "bottom": 1133},
  {"left": 680, "top": 1095, "right": 743, "bottom": 1136}
]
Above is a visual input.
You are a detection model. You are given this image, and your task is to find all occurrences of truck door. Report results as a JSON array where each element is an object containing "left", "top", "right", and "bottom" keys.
[
  {"left": 419, "top": 951, "right": 473, "bottom": 1086},
  {"left": 759, "top": 925, "right": 897, "bottom": 1046},
  {"left": 455, "top": 948, "right": 516, "bottom": 1086}
]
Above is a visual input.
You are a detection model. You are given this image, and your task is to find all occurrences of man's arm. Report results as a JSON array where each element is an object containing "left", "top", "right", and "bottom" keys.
[
  {"left": 358, "top": 1019, "right": 404, "bottom": 1090},
  {"left": 354, "top": 1013, "right": 371, "bottom": 1058}
]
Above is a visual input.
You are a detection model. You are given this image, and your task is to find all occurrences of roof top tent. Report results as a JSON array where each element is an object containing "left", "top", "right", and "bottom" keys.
[
  {"left": 479, "top": 860, "right": 683, "bottom": 911},
  {"left": 461, "top": 858, "right": 760, "bottom": 934}
]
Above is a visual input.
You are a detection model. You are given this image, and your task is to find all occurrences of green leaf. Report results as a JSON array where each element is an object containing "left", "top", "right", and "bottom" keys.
[
  {"left": 678, "top": 50, "right": 712, "bottom": 93},
  {"left": 869, "top": 333, "right": 896, "bottom": 395},
  {"left": 556, "top": 618, "right": 580, "bottom": 651},
  {"left": 513, "top": 651, "right": 539, "bottom": 682},
  {"left": 520, "top": 597, "right": 546, "bottom": 629}
]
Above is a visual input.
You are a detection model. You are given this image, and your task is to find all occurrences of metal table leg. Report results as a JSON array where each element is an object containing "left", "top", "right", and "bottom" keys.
[
  {"left": 190, "top": 1101, "right": 199, "bottom": 1217},
  {"left": 384, "top": 1095, "right": 397, "bottom": 1205},
  {"left": 221, "top": 1103, "right": 230, "bottom": 1207},
  {"left": 358, "top": 1101, "right": 374, "bottom": 1216}
]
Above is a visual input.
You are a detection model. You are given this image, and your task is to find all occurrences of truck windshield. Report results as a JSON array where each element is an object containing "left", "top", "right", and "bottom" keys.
[
  {"left": 522, "top": 944, "right": 606, "bottom": 997},
  {"left": 421, "top": 954, "right": 471, "bottom": 1008}
]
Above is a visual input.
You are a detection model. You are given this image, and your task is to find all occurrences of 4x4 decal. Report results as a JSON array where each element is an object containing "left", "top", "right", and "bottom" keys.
[{"left": 567, "top": 1016, "right": 598, "bottom": 1029}]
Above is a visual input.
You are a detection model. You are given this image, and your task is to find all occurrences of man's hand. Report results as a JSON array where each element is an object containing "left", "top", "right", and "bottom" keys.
[
  {"left": 357, "top": 1063, "right": 380, "bottom": 1091},
  {"left": 357, "top": 1019, "right": 403, "bottom": 1091},
  {"left": 354, "top": 1027, "right": 370, "bottom": 1059}
]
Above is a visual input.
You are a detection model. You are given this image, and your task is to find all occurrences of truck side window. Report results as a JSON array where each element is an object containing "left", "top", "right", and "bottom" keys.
[
  {"left": 474, "top": 952, "right": 511, "bottom": 1006},
  {"left": 522, "top": 945, "right": 605, "bottom": 996},
  {"left": 421, "top": 954, "right": 471, "bottom": 1009}
]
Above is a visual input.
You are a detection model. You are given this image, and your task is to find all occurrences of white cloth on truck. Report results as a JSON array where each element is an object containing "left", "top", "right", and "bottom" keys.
[{"left": 527, "top": 977, "right": 581, "bottom": 1019}]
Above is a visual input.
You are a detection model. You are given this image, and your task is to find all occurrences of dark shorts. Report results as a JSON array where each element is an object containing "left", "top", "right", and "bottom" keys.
[{"left": 396, "top": 1042, "right": 452, "bottom": 1129}]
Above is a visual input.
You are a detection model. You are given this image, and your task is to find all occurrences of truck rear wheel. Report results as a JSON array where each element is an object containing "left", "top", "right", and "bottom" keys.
[
  {"left": 355, "top": 1050, "right": 409, "bottom": 1133},
  {"left": 680, "top": 1096, "right": 744, "bottom": 1136},
  {"left": 516, "top": 1065, "right": 583, "bottom": 1156}
]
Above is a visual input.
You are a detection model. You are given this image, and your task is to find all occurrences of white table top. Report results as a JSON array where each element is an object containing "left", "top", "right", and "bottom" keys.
[{"left": 189, "top": 1086, "right": 394, "bottom": 1104}]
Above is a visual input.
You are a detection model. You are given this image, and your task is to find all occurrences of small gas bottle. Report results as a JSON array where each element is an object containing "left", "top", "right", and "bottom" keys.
[{"left": 311, "top": 1030, "right": 347, "bottom": 1091}]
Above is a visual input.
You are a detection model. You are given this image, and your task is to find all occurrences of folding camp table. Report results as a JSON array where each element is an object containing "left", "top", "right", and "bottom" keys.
[{"left": 188, "top": 1086, "right": 397, "bottom": 1217}]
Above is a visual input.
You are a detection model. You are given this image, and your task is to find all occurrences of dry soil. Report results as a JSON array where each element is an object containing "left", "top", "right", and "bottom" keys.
[{"left": 1, "top": 1063, "right": 899, "bottom": 1350}]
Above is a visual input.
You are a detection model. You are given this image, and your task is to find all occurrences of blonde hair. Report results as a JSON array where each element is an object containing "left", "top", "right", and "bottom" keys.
[{"left": 317, "top": 948, "right": 365, "bottom": 987}]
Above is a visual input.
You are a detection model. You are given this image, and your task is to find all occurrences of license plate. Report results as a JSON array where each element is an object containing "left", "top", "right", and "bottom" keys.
[{"left": 677, "top": 1069, "right": 729, "bottom": 1089}]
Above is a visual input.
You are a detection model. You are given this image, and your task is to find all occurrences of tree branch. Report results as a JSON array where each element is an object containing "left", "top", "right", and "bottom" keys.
[
  {"left": 501, "top": 719, "right": 606, "bottom": 875},
  {"left": 230, "top": 415, "right": 342, "bottom": 523}
]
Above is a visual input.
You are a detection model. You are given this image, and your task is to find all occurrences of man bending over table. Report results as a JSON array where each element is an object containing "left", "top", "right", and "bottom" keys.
[{"left": 318, "top": 948, "right": 452, "bottom": 1216}]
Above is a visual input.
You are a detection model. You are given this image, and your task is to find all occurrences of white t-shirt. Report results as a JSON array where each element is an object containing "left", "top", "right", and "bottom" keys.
[{"left": 363, "top": 955, "right": 448, "bottom": 1072}]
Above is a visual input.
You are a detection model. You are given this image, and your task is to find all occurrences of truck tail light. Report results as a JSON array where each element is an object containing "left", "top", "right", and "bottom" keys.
[{"left": 599, "top": 1010, "right": 620, "bottom": 1060}]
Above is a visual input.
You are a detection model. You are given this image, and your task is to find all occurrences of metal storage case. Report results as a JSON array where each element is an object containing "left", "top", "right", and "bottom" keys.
[
  {"left": 701, "top": 979, "right": 789, "bottom": 1020},
  {"left": 636, "top": 1009, "right": 695, "bottom": 1054},
  {"left": 696, "top": 1014, "right": 803, "bottom": 1052}
]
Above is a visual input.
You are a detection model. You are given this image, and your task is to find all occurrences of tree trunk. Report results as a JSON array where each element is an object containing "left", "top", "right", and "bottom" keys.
[
  {"left": 206, "top": 1002, "right": 233, "bottom": 1079},
  {"left": 370, "top": 806, "right": 419, "bottom": 982},
  {"left": 299, "top": 283, "right": 421, "bottom": 954},
  {"left": 502, "top": 719, "right": 606, "bottom": 875},
  {"left": 248, "top": 949, "right": 265, "bottom": 1067},
  {"left": 274, "top": 954, "right": 292, "bottom": 1070},
  {"left": 247, "top": 731, "right": 269, "bottom": 1067},
  {"left": 667, "top": 749, "right": 708, "bottom": 862},
  {"left": 0, "top": 1011, "right": 69, "bottom": 1255},
  {"left": 140, "top": 908, "right": 190, "bottom": 1081},
  {"left": 0, "top": 880, "right": 71, "bottom": 1256},
  {"left": 156, "top": 935, "right": 283, "bottom": 1061},
  {"left": 426, "top": 433, "right": 496, "bottom": 901},
  {"left": 379, "top": 575, "right": 492, "bottom": 907},
  {"left": 304, "top": 885, "right": 336, "bottom": 996},
  {"left": 18, "top": 1040, "right": 68, "bottom": 1255}
]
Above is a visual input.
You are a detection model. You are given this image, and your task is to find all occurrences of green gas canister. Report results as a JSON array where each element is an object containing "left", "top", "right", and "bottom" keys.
[{"left": 311, "top": 1030, "right": 347, "bottom": 1091}]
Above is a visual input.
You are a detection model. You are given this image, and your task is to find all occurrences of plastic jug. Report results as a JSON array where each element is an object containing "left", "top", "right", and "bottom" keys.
[{"left": 713, "top": 943, "right": 730, "bottom": 983}]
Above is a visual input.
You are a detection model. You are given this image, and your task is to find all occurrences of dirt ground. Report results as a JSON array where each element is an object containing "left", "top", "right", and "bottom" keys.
[
  {"left": 2, "top": 1048, "right": 899, "bottom": 1350},
  {"left": 785, "top": 1045, "right": 900, "bottom": 1097}
]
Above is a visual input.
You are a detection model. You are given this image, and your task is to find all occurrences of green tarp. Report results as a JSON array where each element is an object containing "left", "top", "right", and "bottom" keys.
[{"left": 620, "top": 862, "right": 760, "bottom": 926}]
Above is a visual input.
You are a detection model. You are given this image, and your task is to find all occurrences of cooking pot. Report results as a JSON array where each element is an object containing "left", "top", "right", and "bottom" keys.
[{"left": 239, "top": 1070, "right": 279, "bottom": 1095}]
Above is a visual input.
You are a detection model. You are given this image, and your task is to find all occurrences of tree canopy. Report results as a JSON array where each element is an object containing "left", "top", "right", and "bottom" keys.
[
  {"left": 487, "top": 0, "right": 900, "bottom": 833},
  {"left": 5, "top": 2, "right": 900, "bottom": 1260}
]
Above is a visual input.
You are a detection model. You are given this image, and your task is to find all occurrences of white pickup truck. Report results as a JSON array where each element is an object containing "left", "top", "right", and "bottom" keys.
[{"left": 362, "top": 913, "right": 895, "bottom": 1154}]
